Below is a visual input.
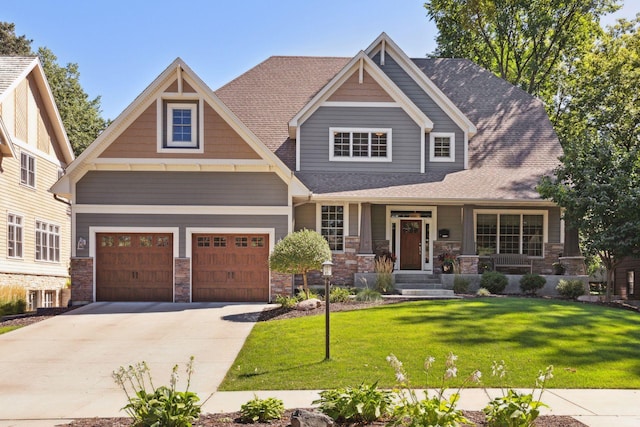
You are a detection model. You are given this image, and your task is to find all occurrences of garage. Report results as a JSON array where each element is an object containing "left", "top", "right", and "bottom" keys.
[
  {"left": 192, "top": 233, "right": 269, "bottom": 302},
  {"left": 96, "top": 233, "right": 174, "bottom": 302}
]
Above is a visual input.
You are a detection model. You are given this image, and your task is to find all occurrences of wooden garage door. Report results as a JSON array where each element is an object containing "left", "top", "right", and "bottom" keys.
[
  {"left": 192, "top": 234, "right": 269, "bottom": 302},
  {"left": 96, "top": 233, "right": 173, "bottom": 302}
]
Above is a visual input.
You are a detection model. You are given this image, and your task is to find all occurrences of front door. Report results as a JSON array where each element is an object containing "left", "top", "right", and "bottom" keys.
[{"left": 400, "top": 220, "right": 422, "bottom": 270}]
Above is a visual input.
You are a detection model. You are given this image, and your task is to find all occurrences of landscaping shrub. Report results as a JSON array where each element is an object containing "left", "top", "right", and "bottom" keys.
[
  {"left": 314, "top": 382, "right": 394, "bottom": 424},
  {"left": 0, "top": 285, "right": 27, "bottom": 316},
  {"left": 240, "top": 396, "right": 284, "bottom": 423},
  {"left": 556, "top": 279, "right": 586, "bottom": 299},
  {"left": 453, "top": 275, "right": 470, "bottom": 294},
  {"left": 112, "top": 357, "right": 201, "bottom": 427},
  {"left": 519, "top": 274, "right": 547, "bottom": 296},
  {"left": 329, "top": 287, "right": 352, "bottom": 303},
  {"left": 274, "top": 294, "right": 297, "bottom": 309},
  {"left": 477, "top": 287, "right": 491, "bottom": 297},
  {"left": 374, "top": 256, "right": 395, "bottom": 294},
  {"left": 355, "top": 288, "right": 382, "bottom": 302},
  {"left": 480, "top": 271, "right": 508, "bottom": 294}
]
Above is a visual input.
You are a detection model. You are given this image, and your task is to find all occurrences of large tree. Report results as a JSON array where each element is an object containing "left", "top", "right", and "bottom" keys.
[
  {"left": 538, "top": 18, "right": 640, "bottom": 300},
  {"left": 1, "top": 22, "right": 107, "bottom": 155},
  {"left": 424, "top": 0, "right": 619, "bottom": 107}
]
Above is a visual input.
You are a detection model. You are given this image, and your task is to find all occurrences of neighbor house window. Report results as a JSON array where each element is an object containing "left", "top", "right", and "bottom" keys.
[
  {"left": 429, "top": 132, "right": 455, "bottom": 162},
  {"left": 628, "top": 270, "right": 635, "bottom": 296},
  {"left": 7, "top": 214, "right": 23, "bottom": 258},
  {"left": 475, "top": 212, "right": 544, "bottom": 256},
  {"left": 330, "top": 128, "right": 391, "bottom": 161},
  {"left": 20, "top": 151, "right": 36, "bottom": 187},
  {"left": 320, "top": 205, "right": 345, "bottom": 251},
  {"left": 35, "top": 221, "right": 60, "bottom": 262}
]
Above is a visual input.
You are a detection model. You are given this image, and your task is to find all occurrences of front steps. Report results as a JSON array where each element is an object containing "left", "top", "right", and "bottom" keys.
[{"left": 393, "top": 272, "right": 458, "bottom": 299}]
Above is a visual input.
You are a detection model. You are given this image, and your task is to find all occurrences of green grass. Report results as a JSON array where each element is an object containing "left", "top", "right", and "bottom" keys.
[
  {"left": 220, "top": 298, "right": 640, "bottom": 390},
  {"left": 0, "top": 325, "right": 20, "bottom": 335}
]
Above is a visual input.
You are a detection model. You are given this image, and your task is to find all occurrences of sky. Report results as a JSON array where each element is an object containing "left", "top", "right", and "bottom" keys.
[{"left": 4, "top": 0, "right": 638, "bottom": 121}]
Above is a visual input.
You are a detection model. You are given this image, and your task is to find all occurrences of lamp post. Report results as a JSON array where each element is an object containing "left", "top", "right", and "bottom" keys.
[{"left": 322, "top": 260, "right": 333, "bottom": 361}]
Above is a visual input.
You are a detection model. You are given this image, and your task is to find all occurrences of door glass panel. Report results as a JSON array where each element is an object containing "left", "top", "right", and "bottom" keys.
[{"left": 424, "top": 223, "right": 430, "bottom": 265}]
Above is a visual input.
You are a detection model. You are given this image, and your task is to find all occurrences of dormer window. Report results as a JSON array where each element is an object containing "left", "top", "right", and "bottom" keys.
[
  {"left": 429, "top": 132, "right": 455, "bottom": 162},
  {"left": 158, "top": 98, "right": 204, "bottom": 153},
  {"left": 329, "top": 127, "right": 392, "bottom": 161}
]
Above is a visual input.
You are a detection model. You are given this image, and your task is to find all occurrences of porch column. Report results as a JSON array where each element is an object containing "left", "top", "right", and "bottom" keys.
[
  {"left": 358, "top": 203, "right": 373, "bottom": 254},
  {"left": 564, "top": 223, "right": 581, "bottom": 256},
  {"left": 461, "top": 205, "right": 476, "bottom": 255}
]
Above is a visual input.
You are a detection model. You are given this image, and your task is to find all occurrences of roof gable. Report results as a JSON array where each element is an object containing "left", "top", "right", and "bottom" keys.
[{"left": 54, "top": 58, "right": 297, "bottom": 197}]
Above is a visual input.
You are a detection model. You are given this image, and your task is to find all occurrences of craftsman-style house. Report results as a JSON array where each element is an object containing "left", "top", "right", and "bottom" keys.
[{"left": 53, "top": 33, "right": 582, "bottom": 304}]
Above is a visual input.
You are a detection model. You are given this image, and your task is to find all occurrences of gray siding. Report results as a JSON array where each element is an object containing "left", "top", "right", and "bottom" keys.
[
  {"left": 76, "top": 171, "right": 288, "bottom": 206},
  {"left": 437, "top": 206, "right": 463, "bottom": 241},
  {"left": 349, "top": 203, "right": 358, "bottom": 236},
  {"left": 372, "top": 53, "right": 465, "bottom": 172},
  {"left": 300, "top": 107, "right": 421, "bottom": 172},
  {"left": 294, "top": 204, "right": 316, "bottom": 231},
  {"left": 371, "top": 204, "right": 387, "bottom": 241},
  {"left": 75, "top": 213, "right": 289, "bottom": 258}
]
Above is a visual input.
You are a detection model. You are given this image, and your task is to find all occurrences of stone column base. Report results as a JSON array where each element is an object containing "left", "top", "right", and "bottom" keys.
[
  {"left": 458, "top": 255, "right": 479, "bottom": 274},
  {"left": 559, "top": 256, "right": 586, "bottom": 276},
  {"left": 357, "top": 254, "right": 376, "bottom": 273},
  {"left": 175, "top": 258, "right": 191, "bottom": 302}
]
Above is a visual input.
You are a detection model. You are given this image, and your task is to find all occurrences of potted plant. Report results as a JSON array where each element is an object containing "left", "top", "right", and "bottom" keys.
[
  {"left": 552, "top": 262, "right": 566, "bottom": 275},
  {"left": 438, "top": 251, "right": 457, "bottom": 274}
]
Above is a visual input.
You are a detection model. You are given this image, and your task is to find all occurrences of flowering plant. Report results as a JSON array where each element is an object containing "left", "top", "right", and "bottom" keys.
[
  {"left": 438, "top": 251, "right": 457, "bottom": 263},
  {"left": 387, "top": 352, "right": 481, "bottom": 427}
]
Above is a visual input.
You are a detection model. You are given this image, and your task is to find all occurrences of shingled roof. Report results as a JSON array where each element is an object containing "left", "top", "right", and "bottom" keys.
[
  {"left": 216, "top": 55, "right": 561, "bottom": 202},
  {"left": 0, "top": 57, "right": 36, "bottom": 97}
]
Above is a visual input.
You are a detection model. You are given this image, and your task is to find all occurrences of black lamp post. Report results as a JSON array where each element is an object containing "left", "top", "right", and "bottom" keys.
[{"left": 322, "top": 260, "right": 333, "bottom": 361}]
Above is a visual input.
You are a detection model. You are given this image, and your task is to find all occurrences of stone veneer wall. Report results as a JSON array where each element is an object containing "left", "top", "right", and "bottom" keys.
[
  {"left": 271, "top": 271, "right": 293, "bottom": 299},
  {"left": 70, "top": 257, "right": 93, "bottom": 305},
  {"left": 174, "top": 258, "right": 191, "bottom": 302},
  {"left": 433, "top": 240, "right": 462, "bottom": 273},
  {"left": 0, "top": 273, "right": 67, "bottom": 289}
]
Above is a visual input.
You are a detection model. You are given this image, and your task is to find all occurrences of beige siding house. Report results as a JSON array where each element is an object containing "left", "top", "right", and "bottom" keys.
[{"left": 0, "top": 57, "right": 74, "bottom": 308}]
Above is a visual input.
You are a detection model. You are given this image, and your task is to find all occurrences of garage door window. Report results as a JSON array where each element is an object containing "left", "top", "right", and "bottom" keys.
[
  {"left": 157, "top": 236, "right": 170, "bottom": 247},
  {"left": 118, "top": 236, "right": 131, "bottom": 247},
  {"left": 214, "top": 237, "right": 226, "bottom": 247},
  {"left": 236, "top": 237, "right": 248, "bottom": 247},
  {"left": 140, "top": 236, "right": 153, "bottom": 247},
  {"left": 101, "top": 236, "right": 114, "bottom": 247},
  {"left": 197, "top": 236, "right": 210, "bottom": 247},
  {"left": 251, "top": 237, "right": 265, "bottom": 247}
]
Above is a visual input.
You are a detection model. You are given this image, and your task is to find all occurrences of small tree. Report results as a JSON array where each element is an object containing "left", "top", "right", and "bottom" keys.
[{"left": 269, "top": 229, "right": 332, "bottom": 299}]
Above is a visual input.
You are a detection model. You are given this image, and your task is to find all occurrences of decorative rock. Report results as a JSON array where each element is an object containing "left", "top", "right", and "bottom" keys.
[
  {"left": 295, "top": 298, "right": 322, "bottom": 311},
  {"left": 291, "top": 408, "right": 334, "bottom": 427}
]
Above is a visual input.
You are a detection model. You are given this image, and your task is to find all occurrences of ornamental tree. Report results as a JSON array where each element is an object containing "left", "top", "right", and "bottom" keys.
[{"left": 269, "top": 229, "right": 332, "bottom": 299}]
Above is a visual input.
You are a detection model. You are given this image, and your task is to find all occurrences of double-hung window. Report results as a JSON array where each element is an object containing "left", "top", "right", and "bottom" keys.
[
  {"left": 35, "top": 221, "right": 60, "bottom": 262},
  {"left": 330, "top": 128, "right": 391, "bottom": 161},
  {"left": 7, "top": 214, "right": 23, "bottom": 258},
  {"left": 20, "top": 151, "right": 36, "bottom": 187},
  {"left": 166, "top": 103, "right": 197, "bottom": 148},
  {"left": 476, "top": 212, "right": 544, "bottom": 256},
  {"left": 320, "top": 205, "right": 345, "bottom": 251},
  {"left": 429, "top": 132, "right": 455, "bottom": 162}
]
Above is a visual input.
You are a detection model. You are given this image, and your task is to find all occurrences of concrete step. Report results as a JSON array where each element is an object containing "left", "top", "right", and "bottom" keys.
[{"left": 399, "top": 288, "right": 456, "bottom": 298}]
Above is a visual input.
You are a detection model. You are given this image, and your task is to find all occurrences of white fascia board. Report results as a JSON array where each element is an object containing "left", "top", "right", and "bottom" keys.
[
  {"left": 0, "top": 117, "right": 16, "bottom": 157},
  {"left": 74, "top": 204, "right": 291, "bottom": 216},
  {"left": 288, "top": 51, "right": 432, "bottom": 139},
  {"left": 365, "top": 33, "right": 477, "bottom": 137}
]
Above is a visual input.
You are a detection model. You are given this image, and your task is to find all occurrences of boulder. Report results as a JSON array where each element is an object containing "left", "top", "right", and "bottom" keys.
[
  {"left": 296, "top": 298, "right": 322, "bottom": 311},
  {"left": 291, "top": 409, "right": 333, "bottom": 427}
]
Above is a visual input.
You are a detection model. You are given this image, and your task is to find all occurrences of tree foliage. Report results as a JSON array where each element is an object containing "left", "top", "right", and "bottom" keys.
[
  {"left": 424, "top": 0, "right": 619, "bottom": 106},
  {"left": 1, "top": 22, "right": 107, "bottom": 155},
  {"left": 538, "top": 18, "right": 640, "bottom": 300},
  {"left": 269, "top": 229, "right": 332, "bottom": 299}
]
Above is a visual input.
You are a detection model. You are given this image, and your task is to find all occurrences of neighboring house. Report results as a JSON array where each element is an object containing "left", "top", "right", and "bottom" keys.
[
  {"left": 53, "top": 33, "right": 583, "bottom": 304},
  {"left": 0, "top": 57, "right": 74, "bottom": 309},
  {"left": 614, "top": 258, "right": 640, "bottom": 300}
]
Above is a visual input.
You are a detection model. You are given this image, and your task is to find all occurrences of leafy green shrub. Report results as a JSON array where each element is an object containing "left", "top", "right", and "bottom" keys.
[
  {"left": 329, "top": 287, "right": 351, "bottom": 303},
  {"left": 355, "top": 288, "right": 382, "bottom": 302},
  {"left": 519, "top": 274, "right": 547, "bottom": 296},
  {"left": 314, "top": 382, "right": 393, "bottom": 423},
  {"left": 556, "top": 279, "right": 586, "bottom": 299},
  {"left": 477, "top": 287, "right": 491, "bottom": 297},
  {"left": 274, "top": 294, "right": 297, "bottom": 309},
  {"left": 295, "top": 287, "right": 319, "bottom": 301},
  {"left": 112, "top": 357, "right": 201, "bottom": 427},
  {"left": 453, "top": 275, "right": 470, "bottom": 294},
  {"left": 240, "top": 396, "right": 284, "bottom": 423},
  {"left": 480, "top": 271, "right": 508, "bottom": 294}
]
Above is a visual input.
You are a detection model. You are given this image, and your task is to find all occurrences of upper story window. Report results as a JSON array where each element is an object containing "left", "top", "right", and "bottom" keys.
[
  {"left": 20, "top": 151, "right": 36, "bottom": 187},
  {"left": 159, "top": 99, "right": 203, "bottom": 153},
  {"left": 35, "top": 220, "right": 60, "bottom": 263},
  {"left": 429, "top": 132, "right": 455, "bottom": 162},
  {"left": 476, "top": 212, "right": 545, "bottom": 257},
  {"left": 7, "top": 214, "right": 23, "bottom": 258},
  {"left": 329, "top": 128, "right": 392, "bottom": 161}
]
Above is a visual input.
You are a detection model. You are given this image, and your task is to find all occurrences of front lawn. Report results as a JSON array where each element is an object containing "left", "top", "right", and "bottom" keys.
[
  {"left": 0, "top": 325, "right": 20, "bottom": 335},
  {"left": 220, "top": 298, "right": 640, "bottom": 390}
]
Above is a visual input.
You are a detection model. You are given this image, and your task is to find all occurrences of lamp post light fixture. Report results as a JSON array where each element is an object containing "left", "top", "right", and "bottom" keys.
[{"left": 322, "top": 260, "right": 333, "bottom": 361}]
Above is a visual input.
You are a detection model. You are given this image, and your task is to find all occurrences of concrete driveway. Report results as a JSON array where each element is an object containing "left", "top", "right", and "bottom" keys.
[{"left": 0, "top": 302, "right": 267, "bottom": 422}]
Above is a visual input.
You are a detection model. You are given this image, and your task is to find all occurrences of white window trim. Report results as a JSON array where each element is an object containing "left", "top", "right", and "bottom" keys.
[
  {"left": 157, "top": 98, "right": 204, "bottom": 153},
  {"left": 316, "top": 203, "right": 349, "bottom": 252},
  {"left": 34, "top": 219, "right": 61, "bottom": 263},
  {"left": 429, "top": 132, "right": 455, "bottom": 163},
  {"left": 167, "top": 103, "right": 197, "bottom": 148},
  {"left": 7, "top": 213, "right": 23, "bottom": 259},
  {"left": 473, "top": 210, "right": 548, "bottom": 258},
  {"left": 329, "top": 127, "right": 392, "bottom": 162},
  {"left": 20, "top": 150, "right": 36, "bottom": 188}
]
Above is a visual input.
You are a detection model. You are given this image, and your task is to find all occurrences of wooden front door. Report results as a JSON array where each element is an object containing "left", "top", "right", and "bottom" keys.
[
  {"left": 400, "top": 220, "right": 422, "bottom": 270},
  {"left": 192, "top": 234, "right": 269, "bottom": 302},
  {"left": 96, "top": 233, "right": 173, "bottom": 302}
]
